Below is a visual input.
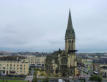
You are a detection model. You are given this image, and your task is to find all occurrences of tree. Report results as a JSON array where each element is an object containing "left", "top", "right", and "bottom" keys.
[
  {"left": 42, "top": 78, "right": 49, "bottom": 82},
  {"left": 32, "top": 70, "right": 38, "bottom": 82},
  {"left": 89, "top": 75, "right": 102, "bottom": 82}
]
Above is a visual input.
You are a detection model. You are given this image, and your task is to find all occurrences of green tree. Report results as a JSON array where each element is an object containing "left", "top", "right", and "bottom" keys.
[
  {"left": 89, "top": 75, "right": 102, "bottom": 82},
  {"left": 32, "top": 70, "right": 38, "bottom": 82},
  {"left": 42, "top": 78, "right": 49, "bottom": 82}
]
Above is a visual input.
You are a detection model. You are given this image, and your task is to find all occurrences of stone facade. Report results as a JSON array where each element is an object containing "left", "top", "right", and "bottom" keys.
[
  {"left": 26, "top": 55, "right": 46, "bottom": 66},
  {"left": 0, "top": 56, "right": 29, "bottom": 75}
]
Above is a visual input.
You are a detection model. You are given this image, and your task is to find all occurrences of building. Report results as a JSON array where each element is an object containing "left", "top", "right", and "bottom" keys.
[
  {"left": 93, "top": 57, "right": 107, "bottom": 77},
  {"left": 0, "top": 56, "right": 29, "bottom": 75},
  {"left": 26, "top": 55, "right": 36, "bottom": 65},
  {"left": 46, "top": 10, "right": 78, "bottom": 77},
  {"left": 26, "top": 55, "right": 46, "bottom": 69},
  {"left": 0, "top": 53, "right": 46, "bottom": 76},
  {"left": 78, "top": 58, "right": 93, "bottom": 75}
]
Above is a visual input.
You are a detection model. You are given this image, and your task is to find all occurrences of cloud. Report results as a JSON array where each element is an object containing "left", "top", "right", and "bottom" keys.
[{"left": 0, "top": 0, "right": 107, "bottom": 52}]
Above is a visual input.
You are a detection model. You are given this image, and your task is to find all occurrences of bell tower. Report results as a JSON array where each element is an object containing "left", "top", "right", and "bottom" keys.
[
  {"left": 65, "top": 10, "right": 75, "bottom": 53},
  {"left": 65, "top": 10, "right": 77, "bottom": 76}
]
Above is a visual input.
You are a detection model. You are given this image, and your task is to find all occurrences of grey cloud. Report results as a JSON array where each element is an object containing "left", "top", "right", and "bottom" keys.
[{"left": 0, "top": 0, "right": 107, "bottom": 52}]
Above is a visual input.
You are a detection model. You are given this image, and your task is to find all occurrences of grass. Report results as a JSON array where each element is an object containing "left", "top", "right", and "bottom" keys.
[
  {"left": 0, "top": 76, "right": 25, "bottom": 80},
  {"left": 0, "top": 80, "right": 28, "bottom": 82}
]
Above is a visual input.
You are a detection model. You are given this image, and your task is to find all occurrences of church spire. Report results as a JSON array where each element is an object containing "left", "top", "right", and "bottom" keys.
[{"left": 65, "top": 10, "right": 75, "bottom": 39}]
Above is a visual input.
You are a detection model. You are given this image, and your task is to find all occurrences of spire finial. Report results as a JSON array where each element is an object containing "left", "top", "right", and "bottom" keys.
[
  {"left": 69, "top": 9, "right": 71, "bottom": 18},
  {"left": 69, "top": 8, "right": 71, "bottom": 13}
]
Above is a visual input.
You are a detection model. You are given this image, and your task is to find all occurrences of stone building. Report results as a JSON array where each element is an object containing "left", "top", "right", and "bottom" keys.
[
  {"left": 0, "top": 56, "right": 29, "bottom": 75},
  {"left": 46, "top": 10, "right": 78, "bottom": 77},
  {"left": 26, "top": 55, "right": 46, "bottom": 69}
]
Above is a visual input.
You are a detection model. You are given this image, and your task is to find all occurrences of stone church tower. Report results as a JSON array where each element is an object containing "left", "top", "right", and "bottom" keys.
[
  {"left": 65, "top": 10, "right": 75, "bottom": 53},
  {"left": 65, "top": 10, "right": 77, "bottom": 76}
]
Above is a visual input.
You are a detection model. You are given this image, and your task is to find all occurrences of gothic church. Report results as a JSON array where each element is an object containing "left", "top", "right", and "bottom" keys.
[{"left": 46, "top": 10, "right": 77, "bottom": 77}]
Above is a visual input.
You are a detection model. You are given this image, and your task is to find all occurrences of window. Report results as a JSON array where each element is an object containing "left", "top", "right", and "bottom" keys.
[
  {"left": 3, "top": 67, "right": 5, "bottom": 69},
  {"left": 61, "top": 57, "right": 67, "bottom": 64}
]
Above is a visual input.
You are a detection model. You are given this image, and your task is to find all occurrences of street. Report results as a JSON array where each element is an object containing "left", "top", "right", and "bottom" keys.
[
  {"left": 25, "top": 68, "right": 34, "bottom": 82},
  {"left": 25, "top": 75, "right": 33, "bottom": 82}
]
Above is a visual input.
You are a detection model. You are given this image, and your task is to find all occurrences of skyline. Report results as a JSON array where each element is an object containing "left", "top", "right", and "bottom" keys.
[{"left": 0, "top": 0, "right": 107, "bottom": 52}]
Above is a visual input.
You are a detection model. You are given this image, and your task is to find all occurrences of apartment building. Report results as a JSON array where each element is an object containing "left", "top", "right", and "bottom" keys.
[
  {"left": 26, "top": 55, "right": 46, "bottom": 69},
  {"left": 0, "top": 56, "right": 29, "bottom": 75}
]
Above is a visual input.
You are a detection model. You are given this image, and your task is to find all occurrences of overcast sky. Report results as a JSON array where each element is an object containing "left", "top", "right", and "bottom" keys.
[{"left": 0, "top": 0, "right": 107, "bottom": 52}]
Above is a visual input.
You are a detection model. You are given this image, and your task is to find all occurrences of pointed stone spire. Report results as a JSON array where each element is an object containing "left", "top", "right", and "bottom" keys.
[
  {"left": 68, "top": 9, "right": 72, "bottom": 29},
  {"left": 65, "top": 10, "right": 75, "bottom": 39}
]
